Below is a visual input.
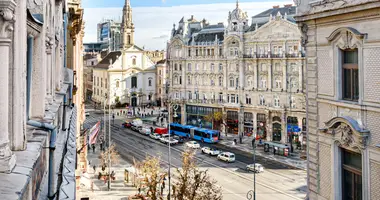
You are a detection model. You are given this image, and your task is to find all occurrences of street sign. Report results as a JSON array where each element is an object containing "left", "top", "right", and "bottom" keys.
[{"left": 287, "top": 125, "right": 301, "bottom": 132}]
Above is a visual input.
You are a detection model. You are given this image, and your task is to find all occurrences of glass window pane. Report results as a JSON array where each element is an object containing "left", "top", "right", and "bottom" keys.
[
  {"left": 343, "top": 170, "right": 353, "bottom": 199},
  {"left": 343, "top": 150, "right": 362, "bottom": 170},
  {"left": 344, "top": 50, "right": 358, "bottom": 64},
  {"left": 353, "top": 69, "right": 359, "bottom": 100},
  {"left": 343, "top": 69, "right": 352, "bottom": 99}
]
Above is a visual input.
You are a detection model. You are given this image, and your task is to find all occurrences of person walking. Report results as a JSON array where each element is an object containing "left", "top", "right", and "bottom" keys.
[
  {"left": 93, "top": 165, "right": 96, "bottom": 174},
  {"left": 92, "top": 144, "right": 95, "bottom": 153}
]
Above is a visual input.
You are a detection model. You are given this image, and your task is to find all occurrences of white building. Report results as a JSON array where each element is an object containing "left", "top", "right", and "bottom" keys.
[
  {"left": 168, "top": 3, "right": 306, "bottom": 147},
  {"left": 92, "top": 0, "right": 159, "bottom": 107}
]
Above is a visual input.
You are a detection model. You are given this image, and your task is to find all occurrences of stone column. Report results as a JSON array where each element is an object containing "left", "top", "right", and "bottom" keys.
[
  {"left": 46, "top": 36, "right": 53, "bottom": 103},
  {"left": 254, "top": 62, "right": 258, "bottom": 88},
  {"left": 268, "top": 62, "right": 272, "bottom": 89},
  {"left": 11, "top": 0, "right": 27, "bottom": 151},
  {"left": 0, "top": 0, "right": 17, "bottom": 172},
  {"left": 298, "top": 61, "right": 303, "bottom": 92},
  {"left": 282, "top": 61, "right": 287, "bottom": 90}
]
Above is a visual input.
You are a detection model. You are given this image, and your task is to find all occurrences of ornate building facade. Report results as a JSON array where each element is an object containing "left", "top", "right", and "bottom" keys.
[
  {"left": 168, "top": 3, "right": 306, "bottom": 146},
  {"left": 0, "top": 0, "right": 81, "bottom": 199},
  {"left": 295, "top": 0, "right": 380, "bottom": 199}
]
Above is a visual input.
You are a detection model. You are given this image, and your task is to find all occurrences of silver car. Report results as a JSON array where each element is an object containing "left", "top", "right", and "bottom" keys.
[{"left": 246, "top": 163, "right": 264, "bottom": 173}]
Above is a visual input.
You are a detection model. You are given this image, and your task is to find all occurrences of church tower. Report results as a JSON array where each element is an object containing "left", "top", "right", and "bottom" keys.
[{"left": 121, "top": 0, "right": 134, "bottom": 49}]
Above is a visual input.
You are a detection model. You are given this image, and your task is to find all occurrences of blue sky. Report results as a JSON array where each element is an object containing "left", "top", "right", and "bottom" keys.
[
  {"left": 83, "top": 0, "right": 293, "bottom": 49},
  {"left": 83, "top": 0, "right": 263, "bottom": 8}
]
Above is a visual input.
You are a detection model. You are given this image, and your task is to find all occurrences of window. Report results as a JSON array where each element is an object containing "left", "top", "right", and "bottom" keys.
[
  {"left": 246, "top": 94, "right": 252, "bottom": 104},
  {"left": 159, "top": 79, "right": 162, "bottom": 85},
  {"left": 148, "top": 78, "right": 152, "bottom": 86},
  {"left": 179, "top": 64, "right": 182, "bottom": 71},
  {"left": 131, "top": 76, "right": 137, "bottom": 88},
  {"left": 231, "top": 94, "right": 236, "bottom": 103},
  {"left": 175, "top": 92, "right": 179, "bottom": 99},
  {"left": 159, "top": 88, "right": 161, "bottom": 94},
  {"left": 247, "top": 76, "right": 253, "bottom": 87},
  {"left": 132, "top": 57, "right": 136, "bottom": 65},
  {"left": 207, "top": 49, "right": 210, "bottom": 56},
  {"left": 188, "top": 49, "right": 191, "bottom": 57},
  {"left": 127, "top": 35, "right": 131, "bottom": 44},
  {"left": 259, "top": 95, "right": 265, "bottom": 105},
  {"left": 116, "top": 81, "right": 120, "bottom": 88},
  {"left": 188, "top": 91, "right": 192, "bottom": 99},
  {"left": 174, "top": 64, "right": 178, "bottom": 71},
  {"left": 219, "top": 93, "right": 223, "bottom": 102},
  {"left": 188, "top": 63, "right": 191, "bottom": 71},
  {"left": 219, "top": 48, "right": 223, "bottom": 56},
  {"left": 219, "top": 76, "right": 222, "bottom": 86},
  {"left": 229, "top": 78, "right": 234, "bottom": 88},
  {"left": 342, "top": 49, "right": 359, "bottom": 101},
  {"left": 260, "top": 77, "right": 267, "bottom": 88},
  {"left": 187, "top": 76, "right": 191, "bottom": 85},
  {"left": 290, "top": 96, "right": 296, "bottom": 108},
  {"left": 101, "top": 78, "right": 103, "bottom": 87},
  {"left": 227, "top": 94, "right": 230, "bottom": 102},
  {"left": 179, "top": 76, "right": 182, "bottom": 85},
  {"left": 196, "top": 49, "right": 199, "bottom": 56},
  {"left": 94, "top": 76, "right": 96, "bottom": 85},
  {"left": 105, "top": 79, "right": 107, "bottom": 88},
  {"left": 211, "top": 49, "right": 215, "bottom": 56},
  {"left": 234, "top": 48, "right": 238, "bottom": 56},
  {"left": 302, "top": 118, "right": 306, "bottom": 131},
  {"left": 159, "top": 70, "right": 162, "bottom": 75},
  {"left": 219, "top": 63, "right": 223, "bottom": 71},
  {"left": 275, "top": 78, "right": 282, "bottom": 89},
  {"left": 91, "top": 61, "right": 94, "bottom": 66},
  {"left": 211, "top": 63, "right": 214, "bottom": 71},
  {"left": 342, "top": 149, "right": 362, "bottom": 200},
  {"left": 274, "top": 96, "right": 280, "bottom": 107}
]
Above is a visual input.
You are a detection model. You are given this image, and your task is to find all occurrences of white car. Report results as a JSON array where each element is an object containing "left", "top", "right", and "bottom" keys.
[
  {"left": 201, "top": 147, "right": 221, "bottom": 156},
  {"left": 246, "top": 163, "right": 264, "bottom": 173},
  {"left": 139, "top": 127, "right": 151, "bottom": 136},
  {"left": 150, "top": 133, "right": 161, "bottom": 140},
  {"left": 185, "top": 141, "right": 200, "bottom": 149},
  {"left": 217, "top": 152, "right": 235, "bottom": 163},
  {"left": 160, "top": 135, "right": 178, "bottom": 145}
]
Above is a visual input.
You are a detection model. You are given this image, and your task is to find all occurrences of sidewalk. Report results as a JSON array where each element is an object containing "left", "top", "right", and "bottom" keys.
[
  {"left": 217, "top": 134, "right": 307, "bottom": 170},
  {"left": 77, "top": 146, "right": 139, "bottom": 200}
]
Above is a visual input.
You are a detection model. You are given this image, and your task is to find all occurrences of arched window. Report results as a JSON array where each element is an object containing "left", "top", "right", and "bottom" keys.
[
  {"left": 116, "top": 81, "right": 120, "bottom": 88},
  {"left": 229, "top": 77, "right": 234, "bottom": 88},
  {"left": 132, "top": 57, "right": 136, "bottom": 65},
  {"left": 148, "top": 78, "right": 152, "bottom": 87},
  {"left": 219, "top": 63, "right": 223, "bottom": 71},
  {"left": 174, "top": 64, "right": 178, "bottom": 71}
]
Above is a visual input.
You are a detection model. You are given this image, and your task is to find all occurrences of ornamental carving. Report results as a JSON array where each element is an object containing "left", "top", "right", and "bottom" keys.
[
  {"left": 327, "top": 27, "right": 366, "bottom": 50},
  {"left": 322, "top": 116, "right": 369, "bottom": 150},
  {"left": 0, "top": 2, "right": 16, "bottom": 39},
  {"left": 259, "top": 71, "right": 268, "bottom": 76},
  {"left": 273, "top": 71, "right": 283, "bottom": 76},
  {"left": 309, "top": 0, "right": 378, "bottom": 14}
]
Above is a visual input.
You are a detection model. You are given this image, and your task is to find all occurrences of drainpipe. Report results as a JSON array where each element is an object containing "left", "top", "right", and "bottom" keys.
[
  {"left": 27, "top": 120, "right": 57, "bottom": 199},
  {"left": 62, "top": 13, "right": 68, "bottom": 131},
  {"left": 26, "top": 36, "right": 33, "bottom": 118}
]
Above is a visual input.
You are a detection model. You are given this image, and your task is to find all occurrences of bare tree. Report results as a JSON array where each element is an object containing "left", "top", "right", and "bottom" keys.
[
  {"left": 173, "top": 150, "right": 222, "bottom": 200},
  {"left": 134, "top": 156, "right": 166, "bottom": 200},
  {"left": 99, "top": 144, "right": 120, "bottom": 168}
]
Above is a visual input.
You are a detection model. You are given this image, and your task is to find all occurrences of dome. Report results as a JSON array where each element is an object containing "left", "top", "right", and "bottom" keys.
[{"left": 229, "top": 1, "right": 248, "bottom": 21}]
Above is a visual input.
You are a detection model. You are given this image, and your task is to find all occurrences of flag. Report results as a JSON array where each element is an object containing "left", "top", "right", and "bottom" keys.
[{"left": 89, "top": 121, "right": 101, "bottom": 145}]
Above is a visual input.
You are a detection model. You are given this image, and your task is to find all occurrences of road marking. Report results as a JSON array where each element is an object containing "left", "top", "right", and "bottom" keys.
[{"left": 111, "top": 128, "right": 304, "bottom": 200}]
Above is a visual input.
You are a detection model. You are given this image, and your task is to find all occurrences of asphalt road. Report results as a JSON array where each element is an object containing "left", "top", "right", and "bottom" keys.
[{"left": 85, "top": 112, "right": 307, "bottom": 200}]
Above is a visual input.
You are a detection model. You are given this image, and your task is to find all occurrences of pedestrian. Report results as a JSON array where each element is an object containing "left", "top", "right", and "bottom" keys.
[
  {"left": 160, "top": 184, "right": 164, "bottom": 195},
  {"left": 150, "top": 127, "right": 154, "bottom": 134},
  {"left": 91, "top": 181, "right": 94, "bottom": 192},
  {"left": 162, "top": 180, "right": 165, "bottom": 189},
  {"left": 93, "top": 165, "right": 96, "bottom": 173},
  {"left": 151, "top": 110, "right": 153, "bottom": 115},
  {"left": 100, "top": 142, "right": 103, "bottom": 151},
  {"left": 138, "top": 187, "right": 141, "bottom": 194},
  {"left": 92, "top": 144, "right": 95, "bottom": 153}
]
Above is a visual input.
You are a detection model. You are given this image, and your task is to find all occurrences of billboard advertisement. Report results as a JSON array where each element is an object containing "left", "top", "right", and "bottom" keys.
[{"left": 100, "top": 23, "right": 109, "bottom": 42}]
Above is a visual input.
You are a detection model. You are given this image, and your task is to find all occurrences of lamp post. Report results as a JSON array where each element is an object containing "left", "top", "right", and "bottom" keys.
[
  {"left": 167, "top": 100, "right": 179, "bottom": 199},
  {"left": 247, "top": 137, "right": 257, "bottom": 200}
]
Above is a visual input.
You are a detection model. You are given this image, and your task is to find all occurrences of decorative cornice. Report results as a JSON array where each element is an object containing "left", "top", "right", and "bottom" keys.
[{"left": 0, "top": 0, "right": 16, "bottom": 39}]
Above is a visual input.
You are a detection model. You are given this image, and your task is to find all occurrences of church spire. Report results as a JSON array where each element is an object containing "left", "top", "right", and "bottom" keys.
[
  {"left": 236, "top": 0, "right": 239, "bottom": 8},
  {"left": 121, "top": 0, "right": 134, "bottom": 49}
]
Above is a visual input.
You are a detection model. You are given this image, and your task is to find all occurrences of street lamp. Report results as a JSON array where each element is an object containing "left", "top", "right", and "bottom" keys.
[
  {"left": 247, "top": 137, "right": 257, "bottom": 200},
  {"left": 167, "top": 99, "right": 179, "bottom": 199}
]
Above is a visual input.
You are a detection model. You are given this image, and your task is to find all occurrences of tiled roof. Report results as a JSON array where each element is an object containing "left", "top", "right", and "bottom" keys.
[
  {"left": 94, "top": 51, "right": 122, "bottom": 69},
  {"left": 189, "top": 31, "right": 224, "bottom": 44},
  {"left": 252, "top": 6, "right": 296, "bottom": 18}
]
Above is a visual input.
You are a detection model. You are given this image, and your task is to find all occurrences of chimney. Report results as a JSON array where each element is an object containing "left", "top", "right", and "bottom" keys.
[
  {"left": 273, "top": 5, "right": 280, "bottom": 8},
  {"left": 284, "top": 4, "right": 293, "bottom": 7}
]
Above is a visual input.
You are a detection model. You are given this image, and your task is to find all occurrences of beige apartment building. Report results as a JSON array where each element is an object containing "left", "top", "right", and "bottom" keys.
[{"left": 295, "top": 0, "right": 380, "bottom": 199}]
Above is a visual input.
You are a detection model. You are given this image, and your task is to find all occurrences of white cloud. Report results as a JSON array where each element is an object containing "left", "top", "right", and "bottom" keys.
[{"left": 83, "top": 1, "right": 293, "bottom": 50}]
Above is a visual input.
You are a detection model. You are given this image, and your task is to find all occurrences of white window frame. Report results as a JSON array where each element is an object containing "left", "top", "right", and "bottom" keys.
[{"left": 274, "top": 96, "right": 280, "bottom": 107}]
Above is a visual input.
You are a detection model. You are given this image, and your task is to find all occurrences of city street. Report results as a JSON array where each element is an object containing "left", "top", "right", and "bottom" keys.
[{"left": 85, "top": 111, "right": 307, "bottom": 200}]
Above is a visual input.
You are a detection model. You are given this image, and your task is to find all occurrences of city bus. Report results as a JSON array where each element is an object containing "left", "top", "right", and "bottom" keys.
[{"left": 169, "top": 123, "right": 219, "bottom": 143}]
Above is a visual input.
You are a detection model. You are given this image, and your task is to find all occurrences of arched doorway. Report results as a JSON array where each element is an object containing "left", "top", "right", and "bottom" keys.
[{"left": 272, "top": 116, "right": 282, "bottom": 142}]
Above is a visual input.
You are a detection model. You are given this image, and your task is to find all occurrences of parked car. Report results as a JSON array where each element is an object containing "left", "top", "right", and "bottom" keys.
[
  {"left": 246, "top": 163, "right": 264, "bottom": 173},
  {"left": 185, "top": 141, "right": 200, "bottom": 149},
  {"left": 139, "top": 127, "right": 151, "bottom": 136},
  {"left": 173, "top": 135, "right": 185, "bottom": 143},
  {"left": 132, "top": 125, "right": 142, "bottom": 132},
  {"left": 154, "top": 127, "right": 168, "bottom": 135},
  {"left": 150, "top": 133, "right": 161, "bottom": 140},
  {"left": 160, "top": 134, "right": 178, "bottom": 145},
  {"left": 217, "top": 152, "right": 235, "bottom": 163},
  {"left": 201, "top": 147, "right": 221, "bottom": 156},
  {"left": 122, "top": 122, "right": 132, "bottom": 128}
]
